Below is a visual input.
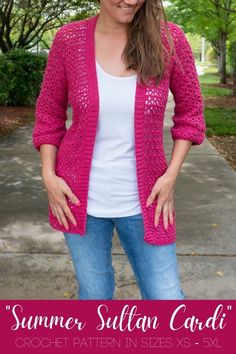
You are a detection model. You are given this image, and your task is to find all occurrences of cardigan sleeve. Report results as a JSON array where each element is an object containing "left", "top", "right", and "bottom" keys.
[
  {"left": 168, "top": 23, "right": 207, "bottom": 145},
  {"left": 32, "top": 26, "right": 68, "bottom": 152}
]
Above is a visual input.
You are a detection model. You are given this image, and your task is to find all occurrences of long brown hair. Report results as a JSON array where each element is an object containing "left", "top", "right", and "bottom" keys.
[{"left": 96, "top": 0, "right": 175, "bottom": 86}]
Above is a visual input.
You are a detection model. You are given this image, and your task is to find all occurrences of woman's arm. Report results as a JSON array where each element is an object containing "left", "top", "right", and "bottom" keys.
[
  {"left": 168, "top": 22, "right": 207, "bottom": 145},
  {"left": 146, "top": 22, "right": 207, "bottom": 229},
  {"left": 40, "top": 144, "right": 57, "bottom": 179},
  {"left": 165, "top": 139, "right": 192, "bottom": 179},
  {"left": 32, "top": 26, "right": 80, "bottom": 229},
  {"left": 146, "top": 139, "right": 192, "bottom": 229},
  {"left": 39, "top": 144, "right": 80, "bottom": 230},
  {"left": 32, "top": 26, "right": 68, "bottom": 152}
]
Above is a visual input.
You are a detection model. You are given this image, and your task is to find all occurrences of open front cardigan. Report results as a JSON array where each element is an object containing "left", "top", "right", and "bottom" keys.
[{"left": 32, "top": 13, "right": 206, "bottom": 245}]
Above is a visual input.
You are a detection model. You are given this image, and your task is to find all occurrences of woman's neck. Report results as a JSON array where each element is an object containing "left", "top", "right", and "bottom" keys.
[{"left": 96, "top": 11, "right": 129, "bottom": 37}]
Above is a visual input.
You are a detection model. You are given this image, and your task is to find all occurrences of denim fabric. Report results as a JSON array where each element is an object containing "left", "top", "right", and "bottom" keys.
[{"left": 63, "top": 213, "right": 186, "bottom": 300}]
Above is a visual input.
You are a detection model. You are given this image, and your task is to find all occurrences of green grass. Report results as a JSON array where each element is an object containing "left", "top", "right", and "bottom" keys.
[
  {"left": 204, "top": 107, "right": 236, "bottom": 136},
  {"left": 199, "top": 73, "right": 219, "bottom": 84},
  {"left": 196, "top": 61, "right": 216, "bottom": 67},
  {"left": 202, "top": 65, "right": 218, "bottom": 74},
  {"left": 198, "top": 66, "right": 236, "bottom": 136},
  {"left": 199, "top": 72, "right": 232, "bottom": 97},
  {"left": 201, "top": 85, "right": 232, "bottom": 97}
]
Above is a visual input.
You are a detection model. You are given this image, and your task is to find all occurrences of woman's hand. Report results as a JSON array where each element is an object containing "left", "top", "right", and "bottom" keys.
[
  {"left": 146, "top": 171, "right": 177, "bottom": 230},
  {"left": 42, "top": 172, "right": 81, "bottom": 230}
]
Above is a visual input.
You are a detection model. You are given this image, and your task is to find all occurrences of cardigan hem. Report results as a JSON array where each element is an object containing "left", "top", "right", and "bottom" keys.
[{"left": 48, "top": 203, "right": 177, "bottom": 246}]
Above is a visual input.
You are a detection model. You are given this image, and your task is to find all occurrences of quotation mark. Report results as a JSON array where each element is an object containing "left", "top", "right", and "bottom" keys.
[
  {"left": 6, "top": 305, "right": 11, "bottom": 310},
  {"left": 227, "top": 305, "right": 232, "bottom": 310}
]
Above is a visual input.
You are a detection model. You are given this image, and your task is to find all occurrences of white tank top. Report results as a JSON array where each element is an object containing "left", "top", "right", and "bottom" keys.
[{"left": 87, "top": 60, "right": 142, "bottom": 217}]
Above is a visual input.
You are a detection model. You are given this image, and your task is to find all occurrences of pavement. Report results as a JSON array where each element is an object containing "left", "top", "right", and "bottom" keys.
[{"left": 0, "top": 92, "right": 236, "bottom": 300}]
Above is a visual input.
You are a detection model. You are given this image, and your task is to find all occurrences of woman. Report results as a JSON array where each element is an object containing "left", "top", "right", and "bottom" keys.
[{"left": 32, "top": 0, "right": 206, "bottom": 300}]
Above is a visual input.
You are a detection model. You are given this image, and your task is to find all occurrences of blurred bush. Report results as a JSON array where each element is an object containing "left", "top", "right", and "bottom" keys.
[{"left": 0, "top": 49, "right": 47, "bottom": 106}]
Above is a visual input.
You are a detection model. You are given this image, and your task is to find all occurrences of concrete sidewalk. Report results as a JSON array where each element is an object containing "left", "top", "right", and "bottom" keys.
[{"left": 0, "top": 92, "right": 235, "bottom": 299}]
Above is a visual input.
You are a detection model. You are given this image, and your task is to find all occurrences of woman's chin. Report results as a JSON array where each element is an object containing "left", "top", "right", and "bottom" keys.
[{"left": 116, "top": 14, "right": 135, "bottom": 23}]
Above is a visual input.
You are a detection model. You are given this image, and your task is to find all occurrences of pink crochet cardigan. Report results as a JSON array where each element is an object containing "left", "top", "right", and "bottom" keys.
[{"left": 32, "top": 14, "right": 206, "bottom": 245}]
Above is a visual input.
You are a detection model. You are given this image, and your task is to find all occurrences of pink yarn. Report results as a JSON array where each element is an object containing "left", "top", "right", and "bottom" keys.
[{"left": 32, "top": 14, "right": 206, "bottom": 245}]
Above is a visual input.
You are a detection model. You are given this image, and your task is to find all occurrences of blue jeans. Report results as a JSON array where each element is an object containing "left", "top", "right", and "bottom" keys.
[{"left": 63, "top": 213, "right": 186, "bottom": 300}]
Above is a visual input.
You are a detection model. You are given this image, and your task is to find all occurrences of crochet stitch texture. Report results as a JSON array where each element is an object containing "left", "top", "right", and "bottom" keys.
[{"left": 32, "top": 14, "right": 206, "bottom": 245}]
